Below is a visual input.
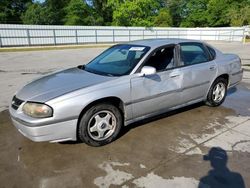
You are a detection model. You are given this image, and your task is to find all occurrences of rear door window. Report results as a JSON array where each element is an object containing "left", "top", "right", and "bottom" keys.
[{"left": 180, "top": 43, "right": 210, "bottom": 66}]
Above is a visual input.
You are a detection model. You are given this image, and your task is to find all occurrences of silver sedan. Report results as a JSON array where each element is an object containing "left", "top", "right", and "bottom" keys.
[{"left": 9, "top": 39, "right": 243, "bottom": 146}]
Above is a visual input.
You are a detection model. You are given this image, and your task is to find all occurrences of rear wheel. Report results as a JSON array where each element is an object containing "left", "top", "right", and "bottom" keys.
[
  {"left": 78, "top": 103, "right": 122, "bottom": 146},
  {"left": 206, "top": 77, "right": 227, "bottom": 107}
]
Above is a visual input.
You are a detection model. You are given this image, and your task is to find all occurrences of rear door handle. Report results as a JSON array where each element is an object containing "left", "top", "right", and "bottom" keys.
[
  {"left": 170, "top": 73, "right": 180, "bottom": 78},
  {"left": 209, "top": 66, "right": 216, "bottom": 70}
]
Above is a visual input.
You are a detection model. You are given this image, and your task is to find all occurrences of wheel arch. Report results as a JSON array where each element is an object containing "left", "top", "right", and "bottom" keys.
[
  {"left": 205, "top": 73, "right": 229, "bottom": 100},
  {"left": 216, "top": 73, "right": 229, "bottom": 87},
  {"left": 76, "top": 96, "right": 125, "bottom": 139},
  {"left": 205, "top": 74, "right": 228, "bottom": 106}
]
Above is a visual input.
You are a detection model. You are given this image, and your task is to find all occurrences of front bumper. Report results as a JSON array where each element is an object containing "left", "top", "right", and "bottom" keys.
[
  {"left": 9, "top": 106, "right": 78, "bottom": 142},
  {"left": 11, "top": 118, "right": 77, "bottom": 142}
]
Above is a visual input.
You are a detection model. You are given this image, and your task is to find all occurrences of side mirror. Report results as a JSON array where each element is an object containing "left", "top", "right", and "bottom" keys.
[
  {"left": 77, "top": 65, "right": 85, "bottom": 69},
  {"left": 140, "top": 66, "right": 156, "bottom": 76}
]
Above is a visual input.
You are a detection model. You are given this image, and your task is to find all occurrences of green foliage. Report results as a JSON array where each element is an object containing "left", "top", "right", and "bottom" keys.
[
  {"left": 180, "top": 0, "right": 209, "bottom": 27},
  {"left": 21, "top": 0, "right": 69, "bottom": 25},
  {"left": 91, "top": 0, "right": 111, "bottom": 25},
  {"left": 164, "top": 0, "right": 186, "bottom": 27},
  {"left": 206, "top": 0, "right": 230, "bottom": 26},
  {"left": 1, "top": 0, "right": 250, "bottom": 27},
  {"left": 154, "top": 8, "right": 173, "bottom": 27},
  {"left": 21, "top": 3, "right": 46, "bottom": 24},
  {"left": 112, "top": 0, "right": 160, "bottom": 27},
  {"left": 227, "top": 3, "right": 250, "bottom": 26},
  {"left": 0, "top": 0, "right": 31, "bottom": 24},
  {"left": 64, "top": 0, "right": 91, "bottom": 25},
  {"left": 42, "top": 0, "right": 70, "bottom": 25}
]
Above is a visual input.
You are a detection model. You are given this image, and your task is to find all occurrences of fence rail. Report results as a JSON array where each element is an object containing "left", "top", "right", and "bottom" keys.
[{"left": 0, "top": 24, "right": 248, "bottom": 47}]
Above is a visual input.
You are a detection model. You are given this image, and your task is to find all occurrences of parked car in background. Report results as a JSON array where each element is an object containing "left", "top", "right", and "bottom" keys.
[{"left": 9, "top": 39, "right": 243, "bottom": 146}]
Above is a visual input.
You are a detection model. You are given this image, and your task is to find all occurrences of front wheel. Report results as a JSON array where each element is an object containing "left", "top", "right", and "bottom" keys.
[
  {"left": 206, "top": 77, "right": 227, "bottom": 107},
  {"left": 78, "top": 103, "right": 122, "bottom": 147}
]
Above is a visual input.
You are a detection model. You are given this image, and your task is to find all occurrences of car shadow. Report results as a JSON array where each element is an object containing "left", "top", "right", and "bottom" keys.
[
  {"left": 199, "top": 147, "right": 245, "bottom": 188},
  {"left": 227, "top": 86, "right": 237, "bottom": 96},
  {"left": 118, "top": 102, "right": 204, "bottom": 139},
  {"left": 59, "top": 140, "right": 82, "bottom": 145},
  {"left": 60, "top": 102, "right": 204, "bottom": 145},
  {"left": 145, "top": 74, "right": 162, "bottom": 82}
]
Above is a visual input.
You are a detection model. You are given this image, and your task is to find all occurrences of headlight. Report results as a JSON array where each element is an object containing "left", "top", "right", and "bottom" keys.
[{"left": 22, "top": 102, "right": 53, "bottom": 118}]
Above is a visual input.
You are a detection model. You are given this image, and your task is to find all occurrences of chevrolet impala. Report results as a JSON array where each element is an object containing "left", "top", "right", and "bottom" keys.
[{"left": 9, "top": 39, "right": 243, "bottom": 146}]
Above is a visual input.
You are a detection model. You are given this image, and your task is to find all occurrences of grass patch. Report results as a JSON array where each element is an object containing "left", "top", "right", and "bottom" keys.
[
  {"left": 0, "top": 44, "right": 113, "bottom": 53},
  {"left": 245, "top": 38, "right": 250, "bottom": 43}
]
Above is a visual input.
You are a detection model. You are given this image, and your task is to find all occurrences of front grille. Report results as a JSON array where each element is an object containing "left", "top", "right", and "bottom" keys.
[{"left": 11, "top": 96, "right": 24, "bottom": 110}]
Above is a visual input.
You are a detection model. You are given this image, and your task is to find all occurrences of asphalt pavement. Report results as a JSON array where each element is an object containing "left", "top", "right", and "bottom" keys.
[{"left": 0, "top": 42, "right": 250, "bottom": 188}]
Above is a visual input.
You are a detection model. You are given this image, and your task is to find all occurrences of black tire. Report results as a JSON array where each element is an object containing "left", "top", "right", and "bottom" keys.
[
  {"left": 78, "top": 103, "right": 122, "bottom": 147},
  {"left": 206, "top": 77, "right": 228, "bottom": 107}
]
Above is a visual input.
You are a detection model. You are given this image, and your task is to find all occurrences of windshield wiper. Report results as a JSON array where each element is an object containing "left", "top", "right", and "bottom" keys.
[{"left": 83, "top": 66, "right": 118, "bottom": 77}]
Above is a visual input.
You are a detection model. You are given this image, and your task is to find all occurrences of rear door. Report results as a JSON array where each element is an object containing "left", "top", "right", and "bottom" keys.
[{"left": 178, "top": 42, "right": 217, "bottom": 103}]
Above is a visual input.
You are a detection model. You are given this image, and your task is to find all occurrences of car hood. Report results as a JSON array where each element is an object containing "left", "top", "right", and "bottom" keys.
[{"left": 16, "top": 67, "right": 115, "bottom": 102}]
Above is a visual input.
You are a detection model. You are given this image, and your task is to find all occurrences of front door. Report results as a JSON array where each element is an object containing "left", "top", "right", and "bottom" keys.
[{"left": 130, "top": 45, "right": 183, "bottom": 119}]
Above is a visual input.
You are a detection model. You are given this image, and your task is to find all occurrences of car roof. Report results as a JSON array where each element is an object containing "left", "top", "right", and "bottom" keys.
[{"left": 125, "top": 38, "right": 203, "bottom": 49}]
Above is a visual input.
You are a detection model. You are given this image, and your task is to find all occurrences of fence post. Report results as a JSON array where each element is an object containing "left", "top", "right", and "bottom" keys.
[
  {"left": 75, "top": 29, "right": 78, "bottom": 45},
  {"left": 0, "top": 34, "right": 2, "bottom": 48},
  {"left": 95, "top": 29, "right": 97, "bottom": 44},
  {"left": 232, "top": 30, "right": 235, "bottom": 42},
  {"left": 229, "top": 30, "right": 232, "bottom": 42},
  {"left": 27, "top": 29, "right": 31, "bottom": 46},
  {"left": 156, "top": 30, "right": 158, "bottom": 39},
  {"left": 142, "top": 30, "right": 144, "bottom": 39},
  {"left": 243, "top": 27, "right": 247, "bottom": 43},
  {"left": 112, "top": 29, "right": 115, "bottom": 43},
  {"left": 53, "top": 29, "right": 56, "bottom": 45}
]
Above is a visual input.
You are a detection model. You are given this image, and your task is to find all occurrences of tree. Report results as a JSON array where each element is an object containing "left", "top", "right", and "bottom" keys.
[
  {"left": 227, "top": 3, "right": 250, "bottom": 26},
  {"left": 0, "top": 0, "right": 31, "bottom": 24},
  {"left": 112, "top": 0, "right": 160, "bottom": 27},
  {"left": 180, "top": 0, "right": 209, "bottom": 27},
  {"left": 89, "top": 0, "right": 123, "bottom": 25},
  {"left": 21, "top": 3, "right": 47, "bottom": 24},
  {"left": 154, "top": 8, "right": 173, "bottom": 27},
  {"left": 163, "top": 0, "right": 186, "bottom": 27},
  {"left": 3, "top": 0, "right": 250, "bottom": 27},
  {"left": 64, "top": 0, "right": 92, "bottom": 25},
  {"left": 22, "top": 0, "right": 70, "bottom": 25},
  {"left": 43, "top": 0, "right": 70, "bottom": 25},
  {"left": 206, "top": 0, "right": 230, "bottom": 27}
]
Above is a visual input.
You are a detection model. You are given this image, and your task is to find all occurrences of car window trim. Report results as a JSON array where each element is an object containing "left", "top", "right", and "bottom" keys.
[
  {"left": 178, "top": 42, "right": 212, "bottom": 67},
  {"left": 135, "top": 44, "right": 178, "bottom": 73},
  {"left": 204, "top": 44, "right": 216, "bottom": 60}
]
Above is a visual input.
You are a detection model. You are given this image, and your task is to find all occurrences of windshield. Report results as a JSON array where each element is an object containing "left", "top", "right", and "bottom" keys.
[{"left": 84, "top": 44, "right": 150, "bottom": 76}]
